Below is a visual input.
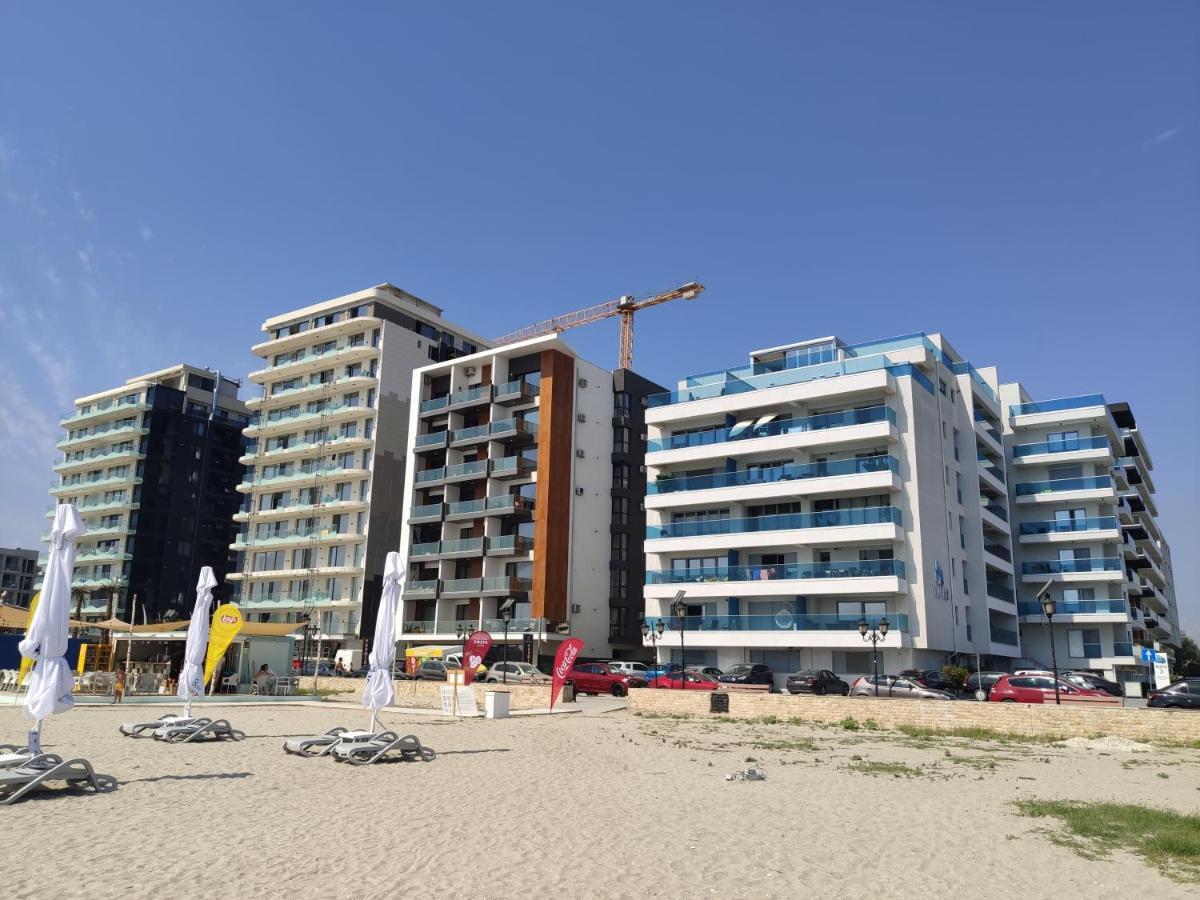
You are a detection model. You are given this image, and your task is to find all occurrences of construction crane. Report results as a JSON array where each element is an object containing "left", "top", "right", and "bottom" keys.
[{"left": 491, "top": 282, "right": 705, "bottom": 370}]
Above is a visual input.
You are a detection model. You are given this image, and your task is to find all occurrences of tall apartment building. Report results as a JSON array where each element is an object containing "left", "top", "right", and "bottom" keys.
[
  {"left": 642, "top": 333, "right": 1019, "bottom": 684},
  {"left": 999, "top": 389, "right": 1181, "bottom": 680},
  {"left": 0, "top": 547, "right": 38, "bottom": 608},
  {"left": 48, "top": 365, "right": 248, "bottom": 621},
  {"left": 395, "top": 335, "right": 662, "bottom": 663},
  {"left": 230, "top": 284, "right": 487, "bottom": 666}
]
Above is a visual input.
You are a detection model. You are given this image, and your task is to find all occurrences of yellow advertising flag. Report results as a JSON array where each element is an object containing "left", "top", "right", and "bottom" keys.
[
  {"left": 203, "top": 604, "right": 244, "bottom": 685},
  {"left": 17, "top": 592, "right": 41, "bottom": 683}
]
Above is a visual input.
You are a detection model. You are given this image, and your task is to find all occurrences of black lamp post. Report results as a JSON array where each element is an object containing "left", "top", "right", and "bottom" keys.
[
  {"left": 672, "top": 591, "right": 687, "bottom": 690},
  {"left": 1039, "top": 585, "right": 1061, "bottom": 706},
  {"left": 500, "top": 599, "right": 514, "bottom": 684},
  {"left": 641, "top": 617, "right": 666, "bottom": 672},
  {"left": 859, "top": 616, "right": 890, "bottom": 697}
]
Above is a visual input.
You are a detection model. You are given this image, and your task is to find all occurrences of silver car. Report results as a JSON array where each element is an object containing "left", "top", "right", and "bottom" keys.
[
  {"left": 484, "top": 661, "right": 550, "bottom": 684},
  {"left": 850, "top": 675, "right": 956, "bottom": 700},
  {"left": 607, "top": 661, "right": 651, "bottom": 681}
]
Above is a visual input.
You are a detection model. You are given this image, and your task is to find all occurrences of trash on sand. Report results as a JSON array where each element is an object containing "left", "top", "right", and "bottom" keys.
[{"left": 725, "top": 767, "right": 766, "bottom": 782}]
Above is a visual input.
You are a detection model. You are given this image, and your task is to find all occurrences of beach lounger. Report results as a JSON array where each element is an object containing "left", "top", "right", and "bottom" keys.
[
  {"left": 0, "top": 743, "right": 32, "bottom": 769},
  {"left": 330, "top": 732, "right": 436, "bottom": 766},
  {"left": 282, "top": 727, "right": 383, "bottom": 758},
  {"left": 153, "top": 717, "right": 246, "bottom": 744},
  {"left": 119, "top": 714, "right": 200, "bottom": 737},
  {"left": 0, "top": 753, "right": 117, "bottom": 805}
]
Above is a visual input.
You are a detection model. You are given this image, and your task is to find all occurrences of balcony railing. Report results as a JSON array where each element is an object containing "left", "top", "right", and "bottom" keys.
[
  {"left": 647, "top": 406, "right": 895, "bottom": 453},
  {"left": 1113, "top": 641, "right": 1134, "bottom": 657},
  {"left": 494, "top": 381, "right": 539, "bottom": 404},
  {"left": 980, "top": 501, "right": 1008, "bottom": 522},
  {"left": 985, "top": 582, "right": 1014, "bottom": 603},
  {"left": 646, "top": 559, "right": 905, "bottom": 585},
  {"left": 1021, "top": 558, "right": 1122, "bottom": 575},
  {"left": 976, "top": 457, "right": 1006, "bottom": 483},
  {"left": 1017, "top": 599, "right": 1127, "bottom": 616},
  {"left": 642, "top": 613, "right": 908, "bottom": 633},
  {"left": 1012, "top": 435, "right": 1110, "bottom": 458},
  {"left": 646, "top": 506, "right": 901, "bottom": 539},
  {"left": 414, "top": 431, "right": 448, "bottom": 450},
  {"left": 648, "top": 455, "right": 897, "bottom": 495},
  {"left": 983, "top": 543, "right": 1012, "bottom": 562},
  {"left": 1010, "top": 394, "right": 1106, "bottom": 417},
  {"left": 1018, "top": 516, "right": 1118, "bottom": 535},
  {"left": 990, "top": 626, "right": 1019, "bottom": 646},
  {"left": 420, "top": 384, "right": 493, "bottom": 414},
  {"left": 1015, "top": 476, "right": 1113, "bottom": 496}
]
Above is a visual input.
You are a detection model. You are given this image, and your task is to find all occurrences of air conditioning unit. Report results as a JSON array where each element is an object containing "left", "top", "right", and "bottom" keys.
[
  {"left": 575, "top": 487, "right": 584, "bottom": 496},
  {"left": 576, "top": 413, "right": 587, "bottom": 423},
  {"left": 571, "top": 603, "right": 582, "bottom": 614},
  {"left": 556, "top": 622, "right": 571, "bottom": 634},
  {"left": 578, "top": 377, "right": 588, "bottom": 388},
  {"left": 465, "top": 366, "right": 477, "bottom": 377},
  {"left": 575, "top": 449, "right": 585, "bottom": 459}
]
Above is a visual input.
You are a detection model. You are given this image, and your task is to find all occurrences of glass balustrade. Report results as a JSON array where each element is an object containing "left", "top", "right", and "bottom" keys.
[
  {"left": 649, "top": 455, "right": 897, "bottom": 495},
  {"left": 647, "top": 406, "right": 895, "bottom": 453},
  {"left": 646, "top": 506, "right": 901, "bottom": 539},
  {"left": 646, "top": 559, "right": 905, "bottom": 584}
]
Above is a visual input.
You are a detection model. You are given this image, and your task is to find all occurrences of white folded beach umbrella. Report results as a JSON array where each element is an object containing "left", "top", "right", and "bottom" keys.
[
  {"left": 362, "top": 551, "right": 402, "bottom": 731},
  {"left": 21, "top": 503, "right": 86, "bottom": 738},
  {"left": 178, "top": 566, "right": 218, "bottom": 716}
]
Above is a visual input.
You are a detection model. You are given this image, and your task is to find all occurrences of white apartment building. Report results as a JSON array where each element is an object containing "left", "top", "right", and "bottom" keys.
[
  {"left": 642, "top": 333, "right": 1020, "bottom": 686},
  {"left": 395, "top": 335, "right": 660, "bottom": 664},
  {"left": 230, "top": 285, "right": 487, "bottom": 666},
  {"left": 1000, "top": 389, "right": 1181, "bottom": 682}
]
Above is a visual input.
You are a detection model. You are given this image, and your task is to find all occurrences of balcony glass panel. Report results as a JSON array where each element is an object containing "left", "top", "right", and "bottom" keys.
[
  {"left": 646, "top": 406, "right": 895, "bottom": 453},
  {"left": 411, "top": 541, "right": 441, "bottom": 557},
  {"left": 1020, "top": 558, "right": 1122, "bottom": 575},
  {"left": 1017, "top": 599, "right": 1126, "bottom": 616},
  {"left": 439, "top": 537, "right": 485, "bottom": 554},
  {"left": 447, "top": 499, "right": 486, "bottom": 516},
  {"left": 647, "top": 506, "right": 901, "bottom": 539},
  {"left": 985, "top": 582, "right": 1014, "bottom": 603},
  {"left": 419, "top": 395, "right": 449, "bottom": 414},
  {"left": 1018, "top": 516, "right": 1118, "bottom": 535},
  {"left": 646, "top": 559, "right": 905, "bottom": 584},
  {"left": 649, "top": 455, "right": 896, "bottom": 495},
  {"left": 989, "top": 626, "right": 1019, "bottom": 646},
  {"left": 414, "top": 431, "right": 447, "bottom": 449},
  {"left": 409, "top": 503, "right": 443, "bottom": 519},
  {"left": 643, "top": 613, "right": 908, "bottom": 633},
  {"left": 1010, "top": 394, "right": 1107, "bottom": 417},
  {"left": 1113, "top": 642, "right": 1133, "bottom": 657},
  {"left": 1012, "top": 435, "right": 1110, "bottom": 457},
  {"left": 1015, "top": 476, "right": 1113, "bottom": 496},
  {"left": 480, "top": 616, "right": 541, "bottom": 632},
  {"left": 415, "top": 467, "right": 444, "bottom": 483},
  {"left": 444, "top": 461, "right": 489, "bottom": 479}
]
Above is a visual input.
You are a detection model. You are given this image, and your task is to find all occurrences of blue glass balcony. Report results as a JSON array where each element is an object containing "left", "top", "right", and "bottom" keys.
[
  {"left": 647, "top": 406, "right": 895, "bottom": 453},
  {"left": 646, "top": 559, "right": 905, "bottom": 585},
  {"left": 649, "top": 455, "right": 897, "bottom": 495},
  {"left": 1012, "top": 435, "right": 1110, "bottom": 457},
  {"left": 643, "top": 613, "right": 908, "bottom": 633},
  {"left": 990, "top": 626, "right": 1019, "bottom": 646},
  {"left": 1010, "top": 394, "right": 1107, "bottom": 417},
  {"left": 1017, "top": 599, "right": 1127, "bottom": 616},
  {"left": 981, "top": 501, "right": 1009, "bottom": 522},
  {"left": 646, "top": 506, "right": 901, "bottom": 539},
  {"left": 1015, "top": 476, "right": 1112, "bottom": 496},
  {"left": 985, "top": 581, "right": 1015, "bottom": 603},
  {"left": 1021, "top": 558, "right": 1122, "bottom": 575},
  {"left": 1018, "top": 516, "right": 1118, "bottom": 535},
  {"left": 1113, "top": 642, "right": 1134, "bottom": 657}
]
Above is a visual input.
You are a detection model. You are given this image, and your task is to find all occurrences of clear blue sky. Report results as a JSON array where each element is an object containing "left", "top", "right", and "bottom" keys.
[{"left": 1, "top": 4, "right": 1196, "bottom": 629}]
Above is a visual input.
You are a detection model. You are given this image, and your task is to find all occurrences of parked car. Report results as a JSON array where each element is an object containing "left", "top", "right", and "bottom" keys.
[
  {"left": 299, "top": 661, "right": 336, "bottom": 677},
  {"left": 607, "top": 661, "right": 652, "bottom": 680},
  {"left": 718, "top": 664, "right": 774, "bottom": 688},
  {"left": 988, "top": 674, "right": 1114, "bottom": 704},
  {"left": 963, "top": 671, "right": 1006, "bottom": 696},
  {"left": 651, "top": 671, "right": 720, "bottom": 690},
  {"left": 1062, "top": 670, "right": 1124, "bottom": 697},
  {"left": 686, "top": 666, "right": 724, "bottom": 679},
  {"left": 786, "top": 669, "right": 849, "bottom": 696},
  {"left": 416, "top": 659, "right": 451, "bottom": 680},
  {"left": 850, "top": 675, "right": 955, "bottom": 700},
  {"left": 645, "top": 663, "right": 682, "bottom": 681},
  {"left": 567, "top": 663, "right": 647, "bottom": 697},
  {"left": 485, "top": 661, "right": 550, "bottom": 684},
  {"left": 444, "top": 653, "right": 488, "bottom": 680},
  {"left": 900, "top": 669, "right": 961, "bottom": 695},
  {"left": 1147, "top": 679, "right": 1200, "bottom": 710}
]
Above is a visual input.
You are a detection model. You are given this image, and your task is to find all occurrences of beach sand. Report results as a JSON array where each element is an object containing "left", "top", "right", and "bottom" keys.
[{"left": 1, "top": 701, "right": 1197, "bottom": 898}]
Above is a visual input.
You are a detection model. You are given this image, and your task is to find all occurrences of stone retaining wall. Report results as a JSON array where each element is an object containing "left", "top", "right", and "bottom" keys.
[
  {"left": 315, "top": 677, "right": 555, "bottom": 711},
  {"left": 628, "top": 689, "right": 1200, "bottom": 744}
]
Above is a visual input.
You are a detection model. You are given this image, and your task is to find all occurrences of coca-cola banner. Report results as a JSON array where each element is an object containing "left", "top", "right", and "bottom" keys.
[
  {"left": 550, "top": 637, "right": 585, "bottom": 711},
  {"left": 462, "top": 631, "right": 493, "bottom": 686}
]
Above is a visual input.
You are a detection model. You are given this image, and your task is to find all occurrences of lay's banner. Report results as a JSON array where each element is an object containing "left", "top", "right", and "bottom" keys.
[
  {"left": 17, "top": 592, "right": 41, "bottom": 683},
  {"left": 549, "top": 637, "right": 584, "bottom": 712},
  {"left": 203, "top": 604, "right": 244, "bottom": 685}
]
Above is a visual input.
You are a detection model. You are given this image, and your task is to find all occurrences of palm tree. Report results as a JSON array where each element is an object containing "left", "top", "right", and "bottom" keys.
[
  {"left": 101, "top": 576, "right": 127, "bottom": 621},
  {"left": 71, "top": 585, "right": 89, "bottom": 632}
]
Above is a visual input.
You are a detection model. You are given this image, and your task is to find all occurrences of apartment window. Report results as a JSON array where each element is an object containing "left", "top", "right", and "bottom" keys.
[
  {"left": 1067, "top": 628, "right": 1102, "bottom": 659},
  {"left": 609, "top": 569, "right": 628, "bottom": 598},
  {"left": 611, "top": 532, "right": 629, "bottom": 562},
  {"left": 952, "top": 428, "right": 960, "bottom": 461},
  {"left": 962, "top": 573, "right": 969, "bottom": 595},
  {"left": 611, "top": 497, "right": 629, "bottom": 525},
  {"left": 955, "top": 472, "right": 963, "bottom": 505},
  {"left": 613, "top": 392, "right": 631, "bottom": 417},
  {"left": 328, "top": 546, "right": 346, "bottom": 567},
  {"left": 939, "top": 378, "right": 947, "bottom": 396},
  {"left": 612, "top": 463, "right": 630, "bottom": 490},
  {"left": 613, "top": 427, "right": 630, "bottom": 454},
  {"left": 1046, "top": 431, "right": 1080, "bottom": 453},
  {"left": 1062, "top": 588, "right": 1096, "bottom": 605},
  {"left": 609, "top": 608, "right": 629, "bottom": 640}
]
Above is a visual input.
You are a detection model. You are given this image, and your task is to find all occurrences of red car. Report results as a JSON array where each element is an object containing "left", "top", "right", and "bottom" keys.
[
  {"left": 567, "top": 663, "right": 647, "bottom": 697},
  {"left": 988, "top": 674, "right": 1117, "bottom": 705},
  {"left": 650, "top": 671, "right": 720, "bottom": 690}
]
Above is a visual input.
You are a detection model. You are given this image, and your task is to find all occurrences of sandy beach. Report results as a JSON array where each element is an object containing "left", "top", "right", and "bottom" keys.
[{"left": 1, "top": 701, "right": 1197, "bottom": 899}]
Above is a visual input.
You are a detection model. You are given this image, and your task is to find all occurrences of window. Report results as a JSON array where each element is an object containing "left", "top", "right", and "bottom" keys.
[
  {"left": 959, "top": 515, "right": 966, "bottom": 549},
  {"left": 609, "top": 608, "right": 629, "bottom": 639},
  {"left": 952, "top": 428, "right": 960, "bottom": 461},
  {"left": 611, "top": 497, "right": 629, "bottom": 525},
  {"left": 939, "top": 378, "right": 947, "bottom": 396},
  {"left": 612, "top": 427, "right": 630, "bottom": 454},
  {"left": 611, "top": 532, "right": 628, "bottom": 562},
  {"left": 609, "top": 570, "right": 628, "bottom": 598},
  {"left": 1067, "top": 628, "right": 1102, "bottom": 659},
  {"left": 1046, "top": 431, "right": 1080, "bottom": 453},
  {"left": 955, "top": 472, "right": 963, "bottom": 504},
  {"left": 612, "top": 463, "right": 630, "bottom": 490},
  {"left": 613, "top": 392, "right": 631, "bottom": 417}
]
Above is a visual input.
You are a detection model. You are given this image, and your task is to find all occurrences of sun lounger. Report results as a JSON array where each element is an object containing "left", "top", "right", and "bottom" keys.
[
  {"left": 119, "top": 714, "right": 201, "bottom": 737},
  {"left": 0, "top": 753, "right": 117, "bottom": 805},
  {"left": 153, "top": 718, "right": 245, "bottom": 744},
  {"left": 330, "top": 732, "right": 436, "bottom": 766},
  {"left": 282, "top": 727, "right": 383, "bottom": 758},
  {"left": 0, "top": 744, "right": 32, "bottom": 769}
]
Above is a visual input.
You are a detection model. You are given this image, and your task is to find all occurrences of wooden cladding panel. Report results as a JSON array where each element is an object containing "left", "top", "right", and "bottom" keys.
[{"left": 531, "top": 349, "right": 574, "bottom": 622}]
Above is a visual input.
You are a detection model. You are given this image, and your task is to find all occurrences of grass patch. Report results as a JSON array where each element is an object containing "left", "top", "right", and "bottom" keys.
[
  {"left": 294, "top": 687, "right": 345, "bottom": 697},
  {"left": 840, "top": 717, "right": 860, "bottom": 731},
  {"left": 848, "top": 760, "right": 925, "bottom": 778},
  {"left": 1015, "top": 800, "right": 1200, "bottom": 884},
  {"left": 894, "top": 723, "right": 1062, "bottom": 744}
]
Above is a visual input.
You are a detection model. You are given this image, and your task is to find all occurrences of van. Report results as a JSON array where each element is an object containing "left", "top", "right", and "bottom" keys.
[{"left": 607, "top": 661, "right": 650, "bottom": 679}]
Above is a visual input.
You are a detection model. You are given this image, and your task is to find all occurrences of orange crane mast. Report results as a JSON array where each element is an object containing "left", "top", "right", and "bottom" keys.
[{"left": 490, "top": 282, "right": 705, "bottom": 370}]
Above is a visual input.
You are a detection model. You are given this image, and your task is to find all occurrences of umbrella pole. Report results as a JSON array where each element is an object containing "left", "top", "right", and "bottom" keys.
[{"left": 369, "top": 707, "right": 378, "bottom": 734}]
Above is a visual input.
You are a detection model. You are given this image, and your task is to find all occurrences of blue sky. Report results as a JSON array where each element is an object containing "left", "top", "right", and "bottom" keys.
[{"left": 1, "top": 4, "right": 1196, "bottom": 629}]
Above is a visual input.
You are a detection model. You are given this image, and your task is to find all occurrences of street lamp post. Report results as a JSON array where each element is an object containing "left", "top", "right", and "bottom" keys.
[
  {"left": 640, "top": 617, "right": 665, "bottom": 670},
  {"left": 672, "top": 590, "right": 687, "bottom": 690},
  {"left": 500, "top": 598, "right": 514, "bottom": 685},
  {"left": 1038, "top": 581, "right": 1061, "bottom": 706},
  {"left": 858, "top": 616, "right": 890, "bottom": 698}
]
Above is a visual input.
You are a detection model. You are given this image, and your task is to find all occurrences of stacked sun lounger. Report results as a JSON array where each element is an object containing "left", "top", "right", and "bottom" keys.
[
  {"left": 119, "top": 715, "right": 244, "bottom": 743},
  {"left": 282, "top": 729, "right": 436, "bottom": 765},
  {"left": 0, "top": 752, "right": 117, "bottom": 805}
]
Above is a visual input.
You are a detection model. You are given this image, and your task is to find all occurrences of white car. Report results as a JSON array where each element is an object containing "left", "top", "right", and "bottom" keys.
[
  {"left": 606, "top": 661, "right": 651, "bottom": 680},
  {"left": 484, "top": 661, "right": 549, "bottom": 684}
]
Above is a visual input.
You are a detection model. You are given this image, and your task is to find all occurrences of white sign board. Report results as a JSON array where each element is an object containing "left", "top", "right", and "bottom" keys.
[
  {"left": 456, "top": 685, "right": 479, "bottom": 717},
  {"left": 439, "top": 685, "right": 456, "bottom": 716},
  {"left": 1153, "top": 652, "right": 1171, "bottom": 690}
]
